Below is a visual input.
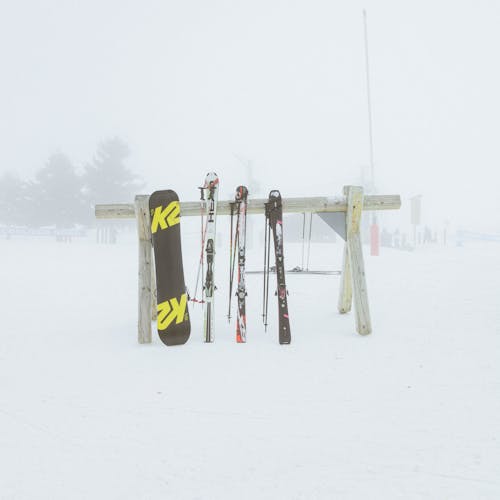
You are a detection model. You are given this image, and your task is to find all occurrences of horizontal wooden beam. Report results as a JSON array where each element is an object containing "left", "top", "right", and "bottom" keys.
[{"left": 95, "top": 194, "right": 401, "bottom": 220}]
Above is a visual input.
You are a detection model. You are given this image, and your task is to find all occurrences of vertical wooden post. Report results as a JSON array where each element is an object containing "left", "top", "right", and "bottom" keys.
[
  {"left": 344, "top": 186, "right": 372, "bottom": 335},
  {"left": 134, "top": 195, "right": 152, "bottom": 344},
  {"left": 338, "top": 243, "right": 352, "bottom": 313}
]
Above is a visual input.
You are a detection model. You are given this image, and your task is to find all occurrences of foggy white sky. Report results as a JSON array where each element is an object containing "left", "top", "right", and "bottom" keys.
[{"left": 1, "top": 0, "right": 499, "bottom": 230}]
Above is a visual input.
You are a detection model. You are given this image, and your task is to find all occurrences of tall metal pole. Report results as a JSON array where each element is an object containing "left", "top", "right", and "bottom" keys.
[
  {"left": 363, "top": 10, "right": 379, "bottom": 256},
  {"left": 363, "top": 9, "right": 375, "bottom": 190}
]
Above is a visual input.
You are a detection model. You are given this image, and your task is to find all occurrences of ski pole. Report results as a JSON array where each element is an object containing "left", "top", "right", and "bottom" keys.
[{"left": 228, "top": 202, "right": 239, "bottom": 322}]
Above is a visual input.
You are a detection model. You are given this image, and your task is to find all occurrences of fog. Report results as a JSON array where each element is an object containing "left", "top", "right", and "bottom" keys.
[
  {"left": 1, "top": 0, "right": 499, "bottom": 230},
  {"left": 2, "top": 3, "right": 500, "bottom": 496}
]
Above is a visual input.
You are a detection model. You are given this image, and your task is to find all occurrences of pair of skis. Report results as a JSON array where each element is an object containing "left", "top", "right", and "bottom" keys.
[
  {"left": 263, "top": 191, "right": 291, "bottom": 345},
  {"left": 199, "top": 173, "right": 219, "bottom": 343},
  {"left": 195, "top": 173, "right": 249, "bottom": 343},
  {"left": 228, "top": 185, "right": 249, "bottom": 343}
]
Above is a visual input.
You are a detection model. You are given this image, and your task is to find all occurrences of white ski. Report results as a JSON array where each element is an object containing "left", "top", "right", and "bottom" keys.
[{"left": 202, "top": 172, "right": 219, "bottom": 342}]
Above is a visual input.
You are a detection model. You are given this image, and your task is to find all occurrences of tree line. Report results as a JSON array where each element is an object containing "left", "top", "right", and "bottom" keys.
[{"left": 0, "top": 138, "right": 142, "bottom": 228}]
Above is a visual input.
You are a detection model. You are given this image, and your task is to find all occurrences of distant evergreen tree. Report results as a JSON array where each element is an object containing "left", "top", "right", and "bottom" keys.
[
  {"left": 0, "top": 172, "right": 28, "bottom": 225},
  {"left": 83, "top": 137, "right": 143, "bottom": 205},
  {"left": 1, "top": 138, "right": 141, "bottom": 230},
  {"left": 32, "top": 152, "right": 87, "bottom": 227}
]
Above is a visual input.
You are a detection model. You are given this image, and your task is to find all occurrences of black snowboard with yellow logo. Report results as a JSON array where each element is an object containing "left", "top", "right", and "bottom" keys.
[{"left": 149, "top": 190, "right": 190, "bottom": 345}]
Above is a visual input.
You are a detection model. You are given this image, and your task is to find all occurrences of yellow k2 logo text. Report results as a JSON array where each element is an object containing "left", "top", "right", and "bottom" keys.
[
  {"left": 157, "top": 293, "right": 188, "bottom": 331},
  {"left": 151, "top": 201, "right": 180, "bottom": 234}
]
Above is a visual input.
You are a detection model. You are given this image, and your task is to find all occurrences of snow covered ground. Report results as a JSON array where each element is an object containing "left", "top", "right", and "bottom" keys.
[{"left": 1, "top": 227, "right": 499, "bottom": 499}]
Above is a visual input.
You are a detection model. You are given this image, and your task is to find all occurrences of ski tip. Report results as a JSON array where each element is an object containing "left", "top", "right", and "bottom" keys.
[
  {"left": 204, "top": 172, "right": 219, "bottom": 188},
  {"left": 235, "top": 185, "right": 249, "bottom": 200}
]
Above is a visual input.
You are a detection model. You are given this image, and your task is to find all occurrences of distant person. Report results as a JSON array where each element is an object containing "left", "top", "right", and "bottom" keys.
[
  {"left": 381, "top": 227, "right": 392, "bottom": 247},
  {"left": 393, "top": 229, "right": 400, "bottom": 248},
  {"left": 424, "top": 226, "right": 432, "bottom": 244}
]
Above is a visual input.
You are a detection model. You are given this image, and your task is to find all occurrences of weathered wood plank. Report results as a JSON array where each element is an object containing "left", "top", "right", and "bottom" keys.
[
  {"left": 95, "top": 194, "right": 401, "bottom": 219},
  {"left": 348, "top": 232, "right": 371, "bottom": 335},
  {"left": 345, "top": 186, "right": 372, "bottom": 335},
  {"left": 135, "top": 195, "right": 152, "bottom": 344},
  {"left": 338, "top": 243, "right": 352, "bottom": 314},
  {"left": 97, "top": 203, "right": 136, "bottom": 219}
]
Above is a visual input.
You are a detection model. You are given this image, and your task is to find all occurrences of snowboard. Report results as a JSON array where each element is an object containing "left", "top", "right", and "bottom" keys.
[{"left": 149, "top": 189, "right": 190, "bottom": 346}]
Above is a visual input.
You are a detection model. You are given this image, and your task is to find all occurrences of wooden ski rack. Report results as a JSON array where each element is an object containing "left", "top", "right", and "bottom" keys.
[{"left": 95, "top": 186, "right": 401, "bottom": 343}]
